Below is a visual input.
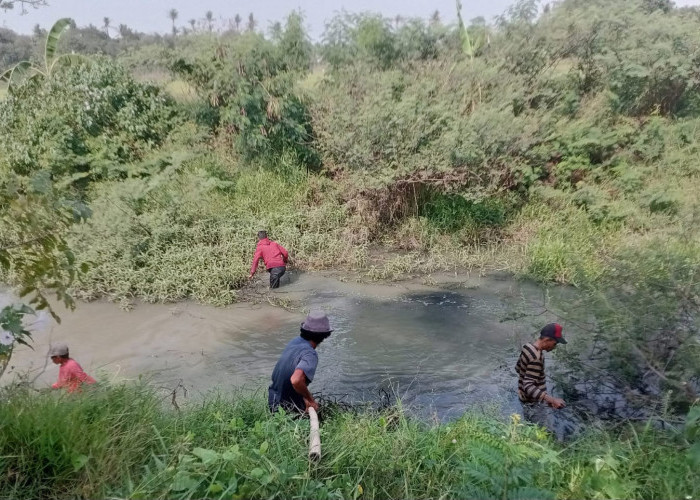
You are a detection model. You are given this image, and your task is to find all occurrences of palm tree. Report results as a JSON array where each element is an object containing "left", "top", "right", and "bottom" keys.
[
  {"left": 168, "top": 8, "right": 178, "bottom": 36},
  {"left": 103, "top": 17, "right": 110, "bottom": 36},
  {"left": 118, "top": 23, "right": 131, "bottom": 39},
  {"left": 430, "top": 10, "right": 441, "bottom": 27},
  {"left": 247, "top": 12, "right": 256, "bottom": 32},
  {"left": 233, "top": 13, "right": 242, "bottom": 32},
  {"left": 205, "top": 10, "right": 214, "bottom": 32},
  {"left": 394, "top": 15, "right": 403, "bottom": 30},
  {"left": 189, "top": 18, "right": 196, "bottom": 31}
]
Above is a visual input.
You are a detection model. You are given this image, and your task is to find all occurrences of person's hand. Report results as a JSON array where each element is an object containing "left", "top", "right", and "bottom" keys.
[
  {"left": 546, "top": 396, "right": 566, "bottom": 409},
  {"left": 305, "top": 399, "right": 319, "bottom": 413},
  {"left": 248, "top": 273, "right": 254, "bottom": 280}
]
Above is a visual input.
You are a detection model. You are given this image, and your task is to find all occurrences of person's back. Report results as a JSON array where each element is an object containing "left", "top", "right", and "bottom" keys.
[
  {"left": 268, "top": 310, "right": 332, "bottom": 414},
  {"left": 269, "top": 336, "right": 318, "bottom": 412},
  {"left": 249, "top": 230, "right": 289, "bottom": 288}
]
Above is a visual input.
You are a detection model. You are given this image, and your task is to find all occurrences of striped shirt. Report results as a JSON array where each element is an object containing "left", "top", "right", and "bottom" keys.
[{"left": 515, "top": 343, "right": 547, "bottom": 403}]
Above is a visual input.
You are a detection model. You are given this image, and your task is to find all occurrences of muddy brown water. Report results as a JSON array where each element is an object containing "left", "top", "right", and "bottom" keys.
[{"left": 2, "top": 272, "right": 570, "bottom": 420}]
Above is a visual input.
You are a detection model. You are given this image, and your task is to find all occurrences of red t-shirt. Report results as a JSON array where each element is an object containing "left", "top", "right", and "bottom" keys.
[
  {"left": 250, "top": 238, "right": 289, "bottom": 274},
  {"left": 52, "top": 359, "right": 96, "bottom": 393}
]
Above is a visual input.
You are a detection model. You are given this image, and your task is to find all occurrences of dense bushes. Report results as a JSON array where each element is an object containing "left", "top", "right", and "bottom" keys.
[
  {"left": 168, "top": 16, "right": 318, "bottom": 170},
  {"left": 0, "top": 59, "right": 176, "bottom": 183},
  {"left": 69, "top": 162, "right": 362, "bottom": 304}
]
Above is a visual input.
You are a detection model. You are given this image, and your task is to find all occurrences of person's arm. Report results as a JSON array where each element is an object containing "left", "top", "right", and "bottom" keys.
[
  {"left": 52, "top": 366, "right": 66, "bottom": 389},
  {"left": 249, "top": 247, "right": 262, "bottom": 277},
  {"left": 290, "top": 368, "right": 318, "bottom": 411},
  {"left": 71, "top": 362, "right": 96, "bottom": 384},
  {"left": 278, "top": 243, "right": 289, "bottom": 264}
]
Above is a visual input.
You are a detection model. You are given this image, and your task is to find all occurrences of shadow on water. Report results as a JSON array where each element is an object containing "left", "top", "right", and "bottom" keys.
[{"left": 3, "top": 273, "right": 591, "bottom": 435}]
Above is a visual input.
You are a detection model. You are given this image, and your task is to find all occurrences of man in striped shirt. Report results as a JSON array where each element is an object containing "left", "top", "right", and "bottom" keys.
[{"left": 515, "top": 323, "right": 567, "bottom": 427}]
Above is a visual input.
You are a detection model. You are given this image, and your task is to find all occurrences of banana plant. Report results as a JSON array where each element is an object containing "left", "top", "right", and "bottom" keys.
[
  {"left": 456, "top": 0, "right": 488, "bottom": 109},
  {"left": 0, "top": 18, "right": 82, "bottom": 90}
]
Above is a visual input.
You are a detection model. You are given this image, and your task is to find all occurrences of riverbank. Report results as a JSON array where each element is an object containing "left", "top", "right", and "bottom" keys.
[{"left": 1, "top": 383, "right": 697, "bottom": 500}]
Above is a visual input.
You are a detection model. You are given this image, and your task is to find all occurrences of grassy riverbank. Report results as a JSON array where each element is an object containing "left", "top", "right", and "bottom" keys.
[{"left": 0, "top": 384, "right": 698, "bottom": 500}]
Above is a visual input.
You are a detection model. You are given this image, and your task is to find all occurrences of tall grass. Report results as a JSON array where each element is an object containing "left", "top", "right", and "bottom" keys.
[{"left": 0, "top": 384, "right": 697, "bottom": 500}]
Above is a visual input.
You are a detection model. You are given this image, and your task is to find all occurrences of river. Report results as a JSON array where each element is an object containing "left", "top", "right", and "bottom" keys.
[{"left": 2, "top": 271, "right": 570, "bottom": 422}]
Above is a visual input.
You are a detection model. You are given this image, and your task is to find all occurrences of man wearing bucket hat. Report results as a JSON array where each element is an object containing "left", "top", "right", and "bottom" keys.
[
  {"left": 515, "top": 323, "right": 567, "bottom": 427},
  {"left": 268, "top": 310, "right": 332, "bottom": 414},
  {"left": 49, "top": 343, "right": 96, "bottom": 393}
]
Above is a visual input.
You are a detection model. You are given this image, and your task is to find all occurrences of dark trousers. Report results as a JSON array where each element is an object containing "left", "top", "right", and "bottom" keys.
[
  {"left": 522, "top": 402, "right": 550, "bottom": 429},
  {"left": 268, "top": 266, "right": 286, "bottom": 288}
]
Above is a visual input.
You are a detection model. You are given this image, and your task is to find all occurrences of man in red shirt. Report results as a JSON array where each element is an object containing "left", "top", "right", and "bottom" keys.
[
  {"left": 49, "top": 343, "right": 96, "bottom": 393},
  {"left": 249, "top": 231, "right": 289, "bottom": 289}
]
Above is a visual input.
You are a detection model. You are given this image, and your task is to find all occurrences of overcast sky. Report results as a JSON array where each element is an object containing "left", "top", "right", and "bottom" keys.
[{"left": 2, "top": 0, "right": 700, "bottom": 39}]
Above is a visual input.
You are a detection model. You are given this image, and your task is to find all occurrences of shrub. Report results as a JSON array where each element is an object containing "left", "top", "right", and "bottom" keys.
[{"left": 0, "top": 58, "right": 176, "bottom": 183}]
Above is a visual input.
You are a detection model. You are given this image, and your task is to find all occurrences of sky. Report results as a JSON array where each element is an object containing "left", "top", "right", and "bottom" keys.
[{"left": 1, "top": 0, "right": 700, "bottom": 39}]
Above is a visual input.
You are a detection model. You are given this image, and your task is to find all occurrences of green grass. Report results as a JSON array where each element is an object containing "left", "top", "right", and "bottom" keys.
[
  {"left": 69, "top": 161, "right": 366, "bottom": 304},
  {"left": 164, "top": 79, "right": 198, "bottom": 103},
  {"left": 0, "top": 83, "right": 7, "bottom": 101},
  {"left": 0, "top": 384, "right": 697, "bottom": 500}
]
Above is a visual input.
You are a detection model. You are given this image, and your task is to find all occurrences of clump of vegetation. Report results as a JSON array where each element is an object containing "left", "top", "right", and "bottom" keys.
[{"left": 0, "top": 384, "right": 698, "bottom": 500}]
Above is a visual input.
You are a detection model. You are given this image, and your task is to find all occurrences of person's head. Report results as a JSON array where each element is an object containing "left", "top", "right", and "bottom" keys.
[
  {"left": 299, "top": 310, "right": 333, "bottom": 347},
  {"left": 538, "top": 323, "right": 567, "bottom": 351},
  {"left": 257, "top": 230, "right": 268, "bottom": 241},
  {"left": 48, "top": 342, "right": 69, "bottom": 364}
]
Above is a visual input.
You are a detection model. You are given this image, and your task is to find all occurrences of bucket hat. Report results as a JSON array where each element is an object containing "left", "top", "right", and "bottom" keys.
[{"left": 301, "top": 310, "right": 332, "bottom": 333}]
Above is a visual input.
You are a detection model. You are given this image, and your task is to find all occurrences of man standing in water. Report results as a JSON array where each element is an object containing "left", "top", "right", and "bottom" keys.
[
  {"left": 268, "top": 310, "right": 333, "bottom": 414},
  {"left": 515, "top": 323, "right": 567, "bottom": 427},
  {"left": 49, "top": 343, "right": 96, "bottom": 393},
  {"left": 249, "top": 230, "right": 289, "bottom": 289}
]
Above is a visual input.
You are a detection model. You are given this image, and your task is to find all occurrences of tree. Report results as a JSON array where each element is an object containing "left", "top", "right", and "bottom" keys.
[
  {"left": 279, "top": 11, "right": 313, "bottom": 72},
  {"left": 168, "top": 8, "right": 178, "bottom": 36},
  {"left": 234, "top": 13, "right": 242, "bottom": 32},
  {"left": 247, "top": 12, "right": 256, "bottom": 32},
  {"left": 103, "top": 17, "right": 110, "bottom": 36},
  {"left": 270, "top": 21, "right": 283, "bottom": 41},
  {"left": 205, "top": 10, "right": 214, "bottom": 32},
  {"left": 189, "top": 19, "right": 196, "bottom": 31},
  {"left": 643, "top": 0, "right": 674, "bottom": 13},
  {"left": 0, "top": 27, "right": 34, "bottom": 69},
  {"left": 394, "top": 15, "right": 403, "bottom": 30},
  {"left": 118, "top": 23, "right": 134, "bottom": 40},
  {"left": 430, "top": 10, "right": 441, "bottom": 26},
  {"left": 32, "top": 23, "right": 45, "bottom": 38},
  {"left": 0, "top": 0, "right": 46, "bottom": 13},
  {"left": 0, "top": 17, "right": 86, "bottom": 382},
  {"left": 355, "top": 15, "right": 396, "bottom": 69}
]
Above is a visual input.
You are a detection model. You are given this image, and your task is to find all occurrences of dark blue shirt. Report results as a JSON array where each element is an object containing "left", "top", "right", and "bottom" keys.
[{"left": 268, "top": 336, "right": 318, "bottom": 411}]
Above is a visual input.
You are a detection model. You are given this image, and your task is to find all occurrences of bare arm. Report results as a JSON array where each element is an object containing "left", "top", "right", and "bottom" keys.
[
  {"left": 249, "top": 247, "right": 262, "bottom": 277},
  {"left": 290, "top": 368, "right": 318, "bottom": 411},
  {"left": 278, "top": 244, "right": 289, "bottom": 263}
]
